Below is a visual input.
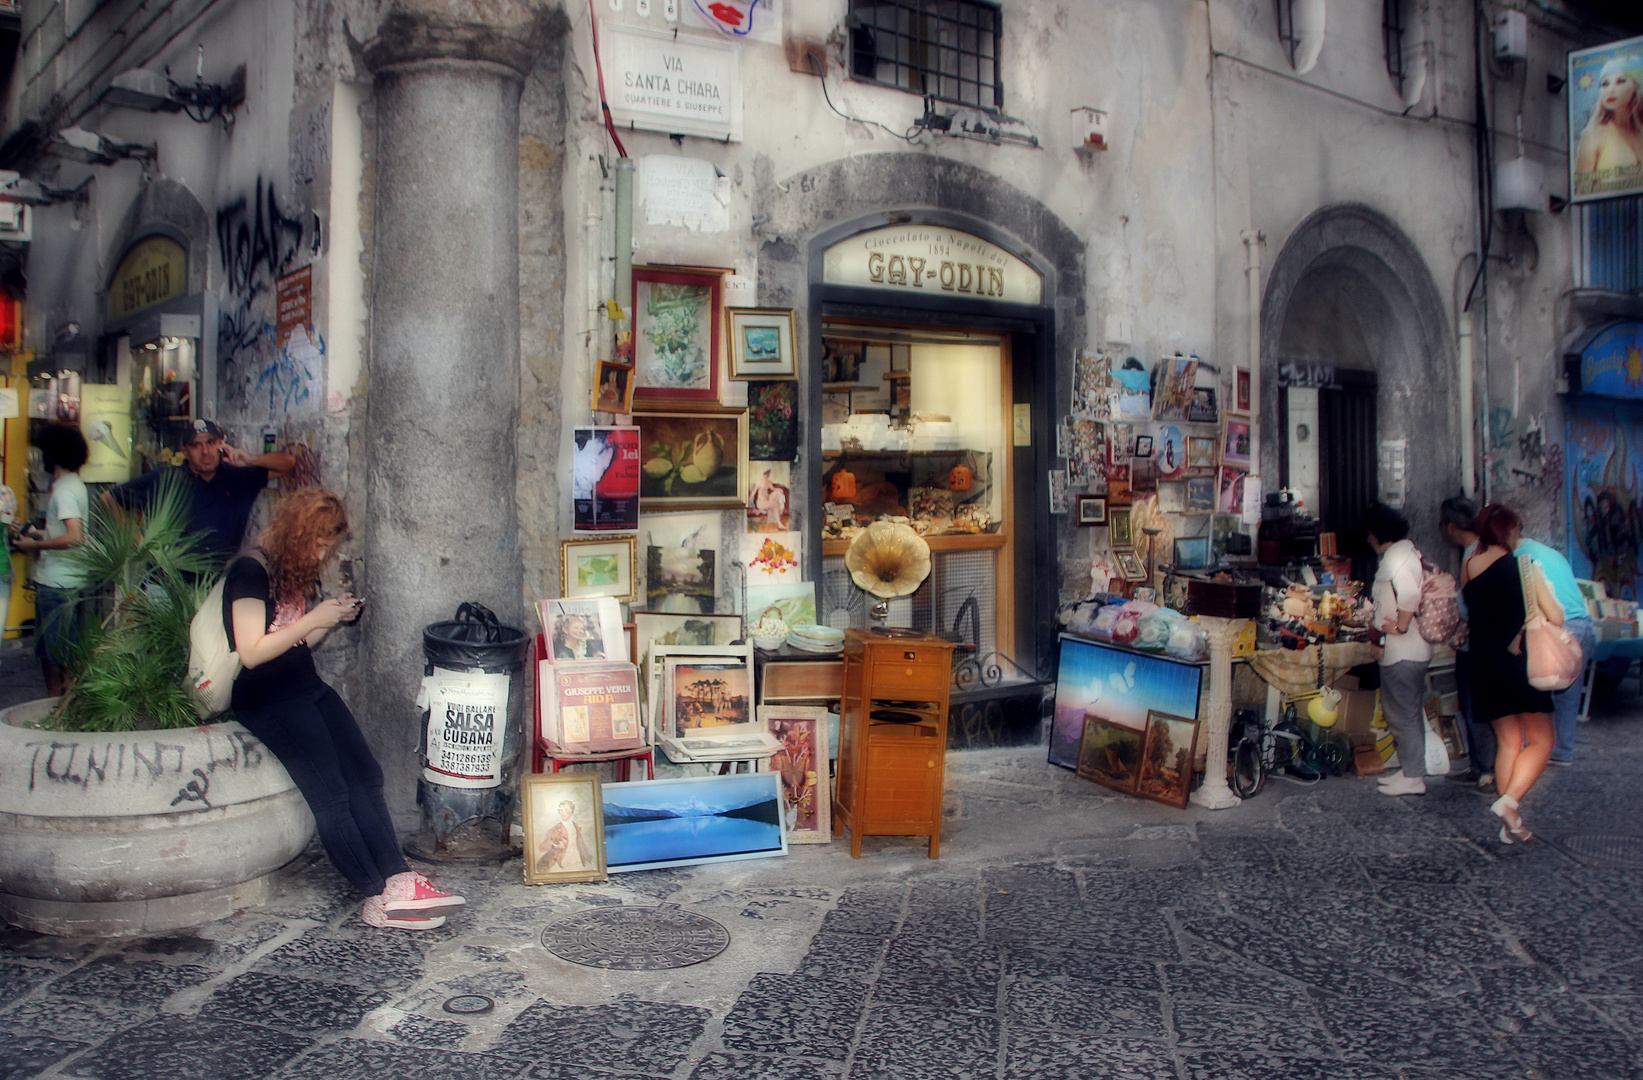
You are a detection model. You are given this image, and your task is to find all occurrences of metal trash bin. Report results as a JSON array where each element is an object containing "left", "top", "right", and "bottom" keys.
[{"left": 407, "top": 602, "right": 529, "bottom": 862}]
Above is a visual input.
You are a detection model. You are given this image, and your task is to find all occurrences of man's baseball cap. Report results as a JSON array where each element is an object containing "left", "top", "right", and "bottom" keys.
[{"left": 183, "top": 419, "right": 226, "bottom": 445}]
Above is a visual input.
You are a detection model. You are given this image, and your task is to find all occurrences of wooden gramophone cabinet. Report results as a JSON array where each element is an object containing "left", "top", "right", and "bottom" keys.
[{"left": 833, "top": 629, "right": 956, "bottom": 858}]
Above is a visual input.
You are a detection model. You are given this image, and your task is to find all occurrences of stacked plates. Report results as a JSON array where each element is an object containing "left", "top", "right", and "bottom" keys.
[{"left": 787, "top": 624, "right": 845, "bottom": 654}]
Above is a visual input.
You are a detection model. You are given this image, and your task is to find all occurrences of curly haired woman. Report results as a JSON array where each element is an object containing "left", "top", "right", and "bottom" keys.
[{"left": 227, "top": 489, "right": 463, "bottom": 929}]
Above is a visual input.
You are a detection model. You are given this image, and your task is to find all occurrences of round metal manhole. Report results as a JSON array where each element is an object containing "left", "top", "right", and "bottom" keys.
[
  {"left": 540, "top": 904, "right": 730, "bottom": 970},
  {"left": 1555, "top": 834, "right": 1643, "bottom": 868},
  {"left": 442, "top": 994, "right": 495, "bottom": 1015}
]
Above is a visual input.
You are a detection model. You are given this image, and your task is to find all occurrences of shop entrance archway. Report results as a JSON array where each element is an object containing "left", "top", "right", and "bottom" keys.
[{"left": 1261, "top": 204, "right": 1456, "bottom": 559}]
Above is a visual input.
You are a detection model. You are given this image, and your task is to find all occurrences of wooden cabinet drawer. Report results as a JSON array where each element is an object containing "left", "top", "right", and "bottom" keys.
[
  {"left": 870, "top": 657, "right": 948, "bottom": 697},
  {"left": 762, "top": 660, "right": 843, "bottom": 702}
]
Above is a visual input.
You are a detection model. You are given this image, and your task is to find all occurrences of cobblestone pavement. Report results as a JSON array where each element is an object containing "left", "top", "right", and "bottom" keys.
[{"left": 3, "top": 641, "right": 1642, "bottom": 1080}]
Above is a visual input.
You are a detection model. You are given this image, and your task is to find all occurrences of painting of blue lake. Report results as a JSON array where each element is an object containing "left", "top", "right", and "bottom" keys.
[{"left": 602, "top": 772, "right": 787, "bottom": 872}]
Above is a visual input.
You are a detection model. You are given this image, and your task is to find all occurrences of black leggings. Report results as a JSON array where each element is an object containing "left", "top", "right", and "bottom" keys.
[{"left": 234, "top": 682, "right": 409, "bottom": 896}]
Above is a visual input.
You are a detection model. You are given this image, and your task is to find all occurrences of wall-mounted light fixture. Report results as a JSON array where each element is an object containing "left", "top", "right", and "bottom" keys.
[
  {"left": 98, "top": 47, "right": 246, "bottom": 130},
  {"left": 47, "top": 127, "right": 157, "bottom": 167},
  {"left": 0, "top": 170, "right": 92, "bottom": 207}
]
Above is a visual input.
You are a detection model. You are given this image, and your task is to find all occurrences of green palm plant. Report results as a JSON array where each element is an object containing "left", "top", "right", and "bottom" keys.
[{"left": 44, "top": 470, "right": 223, "bottom": 732}]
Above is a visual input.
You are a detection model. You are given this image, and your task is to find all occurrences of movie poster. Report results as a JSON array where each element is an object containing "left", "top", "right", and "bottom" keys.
[{"left": 573, "top": 426, "right": 641, "bottom": 532}]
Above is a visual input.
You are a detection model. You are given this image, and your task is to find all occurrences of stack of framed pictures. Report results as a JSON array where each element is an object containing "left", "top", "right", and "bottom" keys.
[
  {"left": 535, "top": 597, "right": 644, "bottom": 755},
  {"left": 646, "top": 643, "right": 779, "bottom": 762}
]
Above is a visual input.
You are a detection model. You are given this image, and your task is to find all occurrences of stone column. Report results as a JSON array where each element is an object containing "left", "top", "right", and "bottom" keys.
[{"left": 361, "top": 2, "right": 562, "bottom": 831}]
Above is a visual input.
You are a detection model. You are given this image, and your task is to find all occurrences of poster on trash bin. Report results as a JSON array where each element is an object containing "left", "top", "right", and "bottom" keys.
[{"left": 422, "top": 668, "right": 511, "bottom": 789}]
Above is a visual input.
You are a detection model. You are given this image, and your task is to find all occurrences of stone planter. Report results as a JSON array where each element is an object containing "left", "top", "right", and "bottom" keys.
[{"left": 0, "top": 699, "right": 315, "bottom": 937}]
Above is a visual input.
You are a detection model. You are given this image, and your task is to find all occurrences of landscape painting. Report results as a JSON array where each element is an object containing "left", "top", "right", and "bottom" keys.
[
  {"left": 602, "top": 773, "right": 788, "bottom": 872},
  {"left": 1076, "top": 715, "right": 1142, "bottom": 795},
  {"left": 1050, "top": 634, "right": 1201, "bottom": 770},
  {"left": 1134, "top": 711, "right": 1200, "bottom": 809}
]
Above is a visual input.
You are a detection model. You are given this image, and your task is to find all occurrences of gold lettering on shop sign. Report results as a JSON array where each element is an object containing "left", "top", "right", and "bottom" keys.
[{"left": 887, "top": 255, "right": 906, "bottom": 284}]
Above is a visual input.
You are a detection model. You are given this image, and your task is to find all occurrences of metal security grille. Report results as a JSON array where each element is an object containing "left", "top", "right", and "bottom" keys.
[
  {"left": 821, "top": 550, "right": 997, "bottom": 661},
  {"left": 1382, "top": 0, "right": 1407, "bottom": 92},
  {"left": 848, "top": 0, "right": 1003, "bottom": 110},
  {"left": 1583, "top": 195, "right": 1643, "bottom": 293}
]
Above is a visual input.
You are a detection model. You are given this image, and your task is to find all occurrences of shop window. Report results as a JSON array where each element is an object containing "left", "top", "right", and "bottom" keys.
[
  {"left": 848, "top": 0, "right": 1003, "bottom": 110},
  {"left": 819, "top": 324, "right": 1019, "bottom": 671}
]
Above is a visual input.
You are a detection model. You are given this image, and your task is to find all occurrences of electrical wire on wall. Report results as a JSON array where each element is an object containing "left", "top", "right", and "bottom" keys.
[
  {"left": 808, "top": 54, "right": 922, "bottom": 143},
  {"left": 586, "top": 0, "right": 629, "bottom": 159},
  {"left": 1468, "top": 0, "right": 1496, "bottom": 504}
]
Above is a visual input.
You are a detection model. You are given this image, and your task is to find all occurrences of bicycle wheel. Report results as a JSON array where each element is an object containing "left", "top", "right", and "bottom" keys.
[
  {"left": 1315, "top": 733, "right": 1351, "bottom": 777},
  {"left": 1231, "top": 738, "right": 1265, "bottom": 799}
]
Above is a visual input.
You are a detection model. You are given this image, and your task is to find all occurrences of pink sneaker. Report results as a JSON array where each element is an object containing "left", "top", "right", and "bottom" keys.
[
  {"left": 382, "top": 871, "right": 466, "bottom": 919},
  {"left": 362, "top": 895, "right": 446, "bottom": 930}
]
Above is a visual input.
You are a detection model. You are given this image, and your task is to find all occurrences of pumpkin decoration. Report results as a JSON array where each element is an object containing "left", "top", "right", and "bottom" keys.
[
  {"left": 948, "top": 464, "right": 973, "bottom": 492},
  {"left": 829, "top": 469, "right": 858, "bottom": 501}
]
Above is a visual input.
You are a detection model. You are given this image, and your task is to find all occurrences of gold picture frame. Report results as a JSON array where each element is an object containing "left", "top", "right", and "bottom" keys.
[
  {"left": 560, "top": 536, "right": 639, "bottom": 602},
  {"left": 633, "top": 408, "right": 749, "bottom": 510},
  {"left": 522, "top": 772, "right": 607, "bottom": 884}
]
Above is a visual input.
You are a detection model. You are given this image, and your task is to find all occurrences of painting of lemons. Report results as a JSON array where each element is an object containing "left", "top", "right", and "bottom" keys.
[{"left": 636, "top": 411, "right": 747, "bottom": 509}]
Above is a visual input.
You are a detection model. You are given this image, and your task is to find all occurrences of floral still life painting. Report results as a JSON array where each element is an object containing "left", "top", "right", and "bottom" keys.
[
  {"left": 740, "top": 532, "right": 802, "bottom": 585},
  {"left": 638, "top": 282, "right": 712, "bottom": 391},
  {"left": 747, "top": 380, "right": 799, "bottom": 461}
]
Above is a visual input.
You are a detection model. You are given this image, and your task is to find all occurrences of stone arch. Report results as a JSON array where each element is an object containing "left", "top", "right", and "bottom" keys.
[
  {"left": 101, "top": 177, "right": 212, "bottom": 312},
  {"left": 753, "top": 152, "right": 1085, "bottom": 333},
  {"left": 1260, "top": 203, "right": 1455, "bottom": 547}
]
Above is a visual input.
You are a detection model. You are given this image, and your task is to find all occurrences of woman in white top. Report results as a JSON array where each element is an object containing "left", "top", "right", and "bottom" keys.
[
  {"left": 14, "top": 426, "right": 89, "bottom": 696},
  {"left": 1364, "top": 503, "right": 1434, "bottom": 797}
]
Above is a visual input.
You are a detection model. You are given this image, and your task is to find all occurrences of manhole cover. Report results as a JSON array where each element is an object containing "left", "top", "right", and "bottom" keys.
[
  {"left": 442, "top": 994, "right": 494, "bottom": 1015},
  {"left": 540, "top": 904, "right": 729, "bottom": 970},
  {"left": 1555, "top": 834, "right": 1643, "bottom": 868}
]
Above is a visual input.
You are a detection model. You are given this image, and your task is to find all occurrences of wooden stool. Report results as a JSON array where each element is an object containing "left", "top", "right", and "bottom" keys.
[{"left": 534, "top": 741, "right": 655, "bottom": 781}]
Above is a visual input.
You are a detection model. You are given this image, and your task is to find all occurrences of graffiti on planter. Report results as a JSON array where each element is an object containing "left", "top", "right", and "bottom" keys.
[
  {"left": 22, "top": 728, "right": 268, "bottom": 804},
  {"left": 1567, "top": 399, "right": 1643, "bottom": 599}
]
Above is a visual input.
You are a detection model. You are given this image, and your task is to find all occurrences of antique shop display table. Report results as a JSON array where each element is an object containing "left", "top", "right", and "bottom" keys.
[{"left": 833, "top": 629, "right": 956, "bottom": 858}]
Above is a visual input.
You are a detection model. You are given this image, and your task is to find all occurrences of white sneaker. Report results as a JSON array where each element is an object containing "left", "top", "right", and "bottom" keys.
[{"left": 1379, "top": 774, "right": 1427, "bottom": 796}]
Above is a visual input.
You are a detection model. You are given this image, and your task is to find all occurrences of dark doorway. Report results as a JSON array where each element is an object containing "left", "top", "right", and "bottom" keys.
[{"left": 1280, "top": 369, "right": 1378, "bottom": 577}]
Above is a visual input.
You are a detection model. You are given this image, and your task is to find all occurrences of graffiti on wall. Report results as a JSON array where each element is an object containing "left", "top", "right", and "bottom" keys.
[
  {"left": 1487, "top": 407, "right": 1565, "bottom": 537},
  {"left": 215, "top": 179, "right": 323, "bottom": 424},
  {"left": 1566, "top": 398, "right": 1643, "bottom": 600}
]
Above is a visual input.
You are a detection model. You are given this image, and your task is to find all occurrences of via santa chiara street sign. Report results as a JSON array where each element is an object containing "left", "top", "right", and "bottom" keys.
[{"left": 606, "top": 25, "right": 742, "bottom": 142}]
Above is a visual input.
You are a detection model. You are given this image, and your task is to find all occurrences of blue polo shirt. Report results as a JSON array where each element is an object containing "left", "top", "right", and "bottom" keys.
[
  {"left": 1514, "top": 538, "right": 1590, "bottom": 623},
  {"left": 111, "top": 464, "right": 269, "bottom": 568}
]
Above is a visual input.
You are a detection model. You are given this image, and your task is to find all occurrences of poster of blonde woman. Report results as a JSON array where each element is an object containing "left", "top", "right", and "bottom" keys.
[{"left": 1570, "top": 35, "right": 1643, "bottom": 201}]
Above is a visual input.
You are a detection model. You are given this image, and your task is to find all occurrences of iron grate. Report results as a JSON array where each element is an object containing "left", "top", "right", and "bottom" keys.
[{"left": 1553, "top": 834, "right": 1643, "bottom": 868}]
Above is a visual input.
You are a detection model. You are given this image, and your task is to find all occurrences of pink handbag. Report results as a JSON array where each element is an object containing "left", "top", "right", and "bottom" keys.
[{"left": 1513, "top": 556, "right": 1583, "bottom": 692}]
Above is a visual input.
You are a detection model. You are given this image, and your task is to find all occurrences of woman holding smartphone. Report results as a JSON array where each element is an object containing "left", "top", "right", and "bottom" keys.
[{"left": 228, "top": 489, "right": 464, "bottom": 929}]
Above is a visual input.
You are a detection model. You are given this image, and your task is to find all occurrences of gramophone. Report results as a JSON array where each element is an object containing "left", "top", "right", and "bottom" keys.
[{"left": 843, "top": 521, "right": 931, "bottom": 636}]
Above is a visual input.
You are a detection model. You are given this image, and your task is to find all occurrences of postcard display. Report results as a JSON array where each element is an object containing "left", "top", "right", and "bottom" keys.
[
  {"left": 1066, "top": 351, "right": 1253, "bottom": 591},
  {"left": 518, "top": 260, "right": 812, "bottom": 884}
]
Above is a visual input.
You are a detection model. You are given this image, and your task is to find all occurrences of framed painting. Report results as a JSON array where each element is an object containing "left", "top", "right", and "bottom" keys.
[
  {"left": 645, "top": 545, "right": 717, "bottom": 613},
  {"left": 1115, "top": 549, "right": 1147, "bottom": 582},
  {"left": 1222, "top": 418, "right": 1251, "bottom": 468},
  {"left": 1134, "top": 710, "right": 1201, "bottom": 810},
  {"left": 1156, "top": 480, "right": 1186, "bottom": 515},
  {"left": 1185, "top": 475, "right": 1216, "bottom": 514},
  {"left": 1174, "top": 536, "right": 1210, "bottom": 570},
  {"left": 632, "top": 265, "right": 722, "bottom": 409},
  {"left": 760, "top": 705, "right": 831, "bottom": 844},
  {"left": 1108, "top": 506, "right": 1133, "bottom": 548},
  {"left": 746, "top": 580, "right": 817, "bottom": 629},
  {"left": 1235, "top": 367, "right": 1251, "bottom": 413},
  {"left": 560, "top": 536, "right": 638, "bottom": 602},
  {"left": 1049, "top": 635, "right": 1203, "bottom": 770},
  {"left": 1186, "top": 386, "right": 1218, "bottom": 424},
  {"left": 727, "top": 308, "right": 798, "bottom": 379},
  {"left": 634, "top": 409, "right": 749, "bottom": 510},
  {"left": 1076, "top": 495, "right": 1107, "bottom": 526},
  {"left": 747, "top": 462, "right": 793, "bottom": 531},
  {"left": 602, "top": 772, "right": 787, "bottom": 873},
  {"left": 747, "top": 380, "right": 800, "bottom": 461},
  {"left": 592, "top": 361, "right": 635, "bottom": 414},
  {"left": 1077, "top": 715, "right": 1142, "bottom": 795},
  {"left": 1217, "top": 466, "right": 1247, "bottom": 516},
  {"left": 537, "top": 596, "right": 628, "bottom": 662},
  {"left": 646, "top": 642, "right": 758, "bottom": 742},
  {"left": 631, "top": 610, "right": 743, "bottom": 652},
  {"left": 522, "top": 772, "right": 607, "bottom": 884},
  {"left": 1185, "top": 435, "right": 1219, "bottom": 470}
]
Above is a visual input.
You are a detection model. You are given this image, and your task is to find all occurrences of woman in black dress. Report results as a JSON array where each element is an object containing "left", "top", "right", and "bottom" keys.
[
  {"left": 228, "top": 490, "right": 465, "bottom": 928},
  {"left": 1461, "top": 503, "right": 1563, "bottom": 843}
]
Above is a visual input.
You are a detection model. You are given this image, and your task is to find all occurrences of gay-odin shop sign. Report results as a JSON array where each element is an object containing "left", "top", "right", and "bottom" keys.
[{"left": 606, "top": 25, "right": 742, "bottom": 142}]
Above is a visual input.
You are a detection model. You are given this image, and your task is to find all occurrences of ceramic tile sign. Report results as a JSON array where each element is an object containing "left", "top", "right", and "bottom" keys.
[
  {"left": 574, "top": 427, "right": 641, "bottom": 533},
  {"left": 419, "top": 669, "right": 510, "bottom": 789}
]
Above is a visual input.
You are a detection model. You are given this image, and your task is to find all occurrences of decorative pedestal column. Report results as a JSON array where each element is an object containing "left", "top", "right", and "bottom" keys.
[
  {"left": 1190, "top": 615, "right": 1243, "bottom": 810},
  {"left": 359, "top": 2, "right": 562, "bottom": 840}
]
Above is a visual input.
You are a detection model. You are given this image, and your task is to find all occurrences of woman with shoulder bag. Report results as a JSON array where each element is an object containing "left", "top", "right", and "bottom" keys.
[
  {"left": 227, "top": 489, "right": 464, "bottom": 929},
  {"left": 1460, "top": 503, "right": 1562, "bottom": 844}
]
